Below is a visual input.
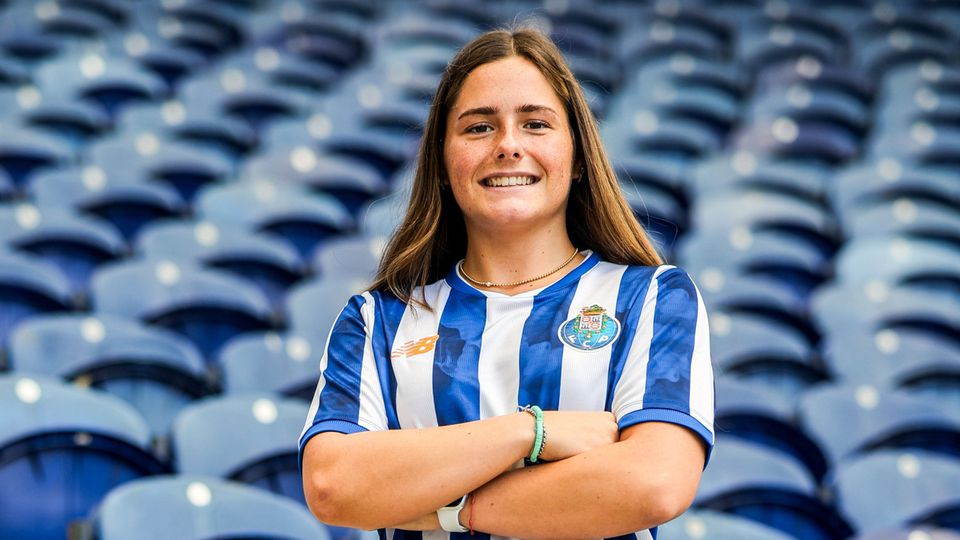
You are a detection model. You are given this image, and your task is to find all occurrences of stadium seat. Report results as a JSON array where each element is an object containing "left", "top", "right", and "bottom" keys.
[
  {"left": 830, "top": 161, "right": 959, "bottom": 223},
  {"left": 838, "top": 198, "right": 960, "bottom": 244},
  {"left": 833, "top": 450, "right": 960, "bottom": 533},
  {"left": 8, "top": 314, "right": 210, "bottom": 438},
  {"left": 311, "top": 234, "right": 385, "bottom": 279},
  {"left": 854, "top": 527, "right": 960, "bottom": 540},
  {"left": 358, "top": 190, "right": 407, "bottom": 237},
  {"left": 799, "top": 384, "right": 960, "bottom": 468},
  {"left": 696, "top": 437, "right": 854, "bottom": 540},
  {"left": 285, "top": 274, "right": 368, "bottom": 341},
  {"left": 0, "top": 125, "right": 73, "bottom": 188},
  {"left": 688, "top": 152, "right": 828, "bottom": 203},
  {"left": 177, "top": 69, "right": 309, "bottom": 130},
  {"left": 660, "top": 508, "right": 795, "bottom": 540},
  {"left": 219, "top": 331, "right": 322, "bottom": 399},
  {"left": 0, "top": 374, "right": 166, "bottom": 540},
  {"left": 195, "top": 180, "right": 354, "bottom": 260},
  {"left": 829, "top": 236, "right": 960, "bottom": 292},
  {"left": 0, "top": 250, "right": 73, "bottom": 349},
  {"left": 0, "top": 203, "right": 126, "bottom": 297},
  {"left": 135, "top": 219, "right": 306, "bottom": 313},
  {"left": 731, "top": 115, "right": 859, "bottom": 166},
  {"left": 28, "top": 165, "right": 185, "bottom": 242},
  {"left": 90, "top": 259, "right": 275, "bottom": 360},
  {"left": 91, "top": 475, "right": 330, "bottom": 540}
]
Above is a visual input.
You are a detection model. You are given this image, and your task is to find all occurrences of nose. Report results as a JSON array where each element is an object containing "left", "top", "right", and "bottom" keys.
[{"left": 495, "top": 126, "right": 522, "bottom": 161}]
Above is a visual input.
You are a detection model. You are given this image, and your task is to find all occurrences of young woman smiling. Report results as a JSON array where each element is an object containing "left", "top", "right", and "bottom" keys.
[{"left": 299, "top": 27, "right": 714, "bottom": 540}]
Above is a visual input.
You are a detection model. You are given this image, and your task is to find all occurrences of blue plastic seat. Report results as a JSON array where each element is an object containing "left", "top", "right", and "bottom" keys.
[
  {"left": 830, "top": 160, "right": 959, "bottom": 215},
  {"left": 219, "top": 331, "right": 322, "bottom": 399},
  {"left": 88, "top": 135, "right": 232, "bottom": 204},
  {"left": 0, "top": 204, "right": 126, "bottom": 297},
  {"left": 715, "top": 376, "right": 828, "bottom": 482},
  {"left": 221, "top": 45, "right": 342, "bottom": 97},
  {"left": 735, "top": 25, "right": 839, "bottom": 74},
  {"left": 754, "top": 55, "right": 873, "bottom": 106},
  {"left": 195, "top": 180, "right": 354, "bottom": 260},
  {"left": 173, "top": 394, "right": 309, "bottom": 502},
  {"left": 854, "top": 527, "right": 960, "bottom": 540},
  {"left": 4, "top": 89, "right": 111, "bottom": 153},
  {"left": 689, "top": 153, "right": 827, "bottom": 204},
  {"left": 831, "top": 236, "right": 960, "bottom": 293},
  {"left": 696, "top": 437, "right": 854, "bottom": 540},
  {"left": 660, "top": 508, "right": 796, "bottom": 540},
  {"left": 28, "top": 165, "right": 185, "bottom": 242},
  {"left": 0, "top": 374, "right": 166, "bottom": 540},
  {"left": 731, "top": 116, "right": 859, "bottom": 166},
  {"left": 799, "top": 384, "right": 960, "bottom": 468},
  {"left": 868, "top": 122, "right": 960, "bottom": 168},
  {"left": 312, "top": 234, "right": 385, "bottom": 279},
  {"left": 604, "top": 111, "right": 721, "bottom": 167},
  {"left": 617, "top": 180, "right": 685, "bottom": 258},
  {"left": 90, "top": 259, "right": 275, "bottom": 360},
  {"left": 619, "top": 17, "right": 726, "bottom": 69},
  {"left": 880, "top": 61, "right": 960, "bottom": 103},
  {"left": 614, "top": 151, "right": 688, "bottom": 201},
  {"left": 136, "top": 219, "right": 305, "bottom": 313},
  {"left": 358, "top": 191, "right": 407, "bottom": 238},
  {"left": 241, "top": 147, "right": 389, "bottom": 214},
  {"left": 856, "top": 33, "right": 953, "bottom": 79},
  {"left": 833, "top": 450, "right": 960, "bottom": 533},
  {"left": 840, "top": 198, "right": 960, "bottom": 244},
  {"left": 745, "top": 85, "right": 869, "bottom": 141},
  {"left": 8, "top": 313, "right": 210, "bottom": 438},
  {"left": 0, "top": 125, "right": 73, "bottom": 188},
  {"left": 91, "top": 475, "right": 331, "bottom": 540},
  {"left": 285, "top": 275, "right": 369, "bottom": 341},
  {"left": 178, "top": 70, "right": 310, "bottom": 130},
  {"left": 0, "top": 251, "right": 73, "bottom": 348},
  {"left": 100, "top": 27, "right": 207, "bottom": 89}
]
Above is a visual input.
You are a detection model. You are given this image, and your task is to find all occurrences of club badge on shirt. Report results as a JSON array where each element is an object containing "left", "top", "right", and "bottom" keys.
[{"left": 558, "top": 304, "right": 621, "bottom": 351}]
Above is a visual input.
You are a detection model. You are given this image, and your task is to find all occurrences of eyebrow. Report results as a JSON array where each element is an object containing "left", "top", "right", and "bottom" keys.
[{"left": 456, "top": 104, "right": 559, "bottom": 120}]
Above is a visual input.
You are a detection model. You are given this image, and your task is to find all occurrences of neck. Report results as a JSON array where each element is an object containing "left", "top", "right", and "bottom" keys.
[{"left": 460, "top": 227, "right": 582, "bottom": 294}]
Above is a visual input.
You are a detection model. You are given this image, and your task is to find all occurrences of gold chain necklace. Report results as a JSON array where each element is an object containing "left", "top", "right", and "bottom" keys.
[{"left": 458, "top": 247, "right": 580, "bottom": 288}]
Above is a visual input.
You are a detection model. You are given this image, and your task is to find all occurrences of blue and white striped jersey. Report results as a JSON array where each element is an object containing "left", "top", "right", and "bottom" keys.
[{"left": 299, "top": 251, "right": 715, "bottom": 540}]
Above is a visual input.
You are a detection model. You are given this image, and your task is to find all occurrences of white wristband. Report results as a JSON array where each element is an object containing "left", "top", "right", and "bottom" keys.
[{"left": 437, "top": 494, "right": 469, "bottom": 533}]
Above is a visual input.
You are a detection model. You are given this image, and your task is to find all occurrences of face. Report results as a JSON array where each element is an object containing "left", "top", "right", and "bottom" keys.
[{"left": 443, "top": 56, "right": 578, "bottom": 236}]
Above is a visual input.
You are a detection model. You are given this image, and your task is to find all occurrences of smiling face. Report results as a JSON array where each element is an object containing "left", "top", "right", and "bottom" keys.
[{"left": 443, "top": 55, "right": 578, "bottom": 236}]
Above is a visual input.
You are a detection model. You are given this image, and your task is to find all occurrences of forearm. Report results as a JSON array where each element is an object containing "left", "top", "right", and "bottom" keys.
[
  {"left": 469, "top": 423, "right": 705, "bottom": 539},
  {"left": 302, "top": 413, "right": 532, "bottom": 529}
]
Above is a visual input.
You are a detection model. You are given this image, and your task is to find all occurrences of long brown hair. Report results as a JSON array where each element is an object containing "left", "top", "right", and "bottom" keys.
[{"left": 369, "top": 27, "right": 663, "bottom": 308}]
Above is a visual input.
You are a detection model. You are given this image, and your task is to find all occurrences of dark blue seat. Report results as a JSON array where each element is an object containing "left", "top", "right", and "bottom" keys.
[
  {"left": 745, "top": 85, "right": 869, "bottom": 141},
  {"left": 0, "top": 125, "right": 73, "bottom": 188},
  {"left": 172, "top": 394, "right": 309, "bottom": 502},
  {"left": 28, "top": 166, "right": 185, "bottom": 242},
  {"left": 833, "top": 450, "right": 960, "bottom": 534},
  {"left": 88, "top": 135, "right": 232, "bottom": 204},
  {"left": 799, "top": 384, "right": 960, "bottom": 468},
  {"left": 178, "top": 70, "right": 310, "bottom": 130},
  {"left": 856, "top": 33, "right": 953, "bottom": 79},
  {"left": 753, "top": 56, "right": 873, "bottom": 106},
  {"left": 0, "top": 251, "right": 73, "bottom": 349},
  {"left": 241, "top": 148, "right": 389, "bottom": 214},
  {"left": 619, "top": 17, "right": 726, "bottom": 69},
  {"left": 195, "top": 180, "right": 354, "bottom": 260},
  {"left": 8, "top": 313, "right": 210, "bottom": 438},
  {"left": 696, "top": 437, "right": 854, "bottom": 540},
  {"left": 0, "top": 204, "right": 126, "bottom": 297},
  {"left": 604, "top": 110, "right": 721, "bottom": 168},
  {"left": 618, "top": 180, "right": 686, "bottom": 258},
  {"left": 91, "top": 475, "right": 331, "bottom": 540},
  {"left": 0, "top": 374, "right": 166, "bottom": 540},
  {"left": 660, "top": 509, "right": 796, "bottom": 540},
  {"left": 100, "top": 27, "right": 207, "bottom": 90},
  {"left": 5, "top": 91, "right": 111, "bottom": 154},
  {"left": 731, "top": 116, "right": 859, "bottom": 166},
  {"left": 830, "top": 160, "right": 959, "bottom": 216},
  {"left": 715, "top": 376, "right": 828, "bottom": 482},
  {"left": 219, "top": 331, "right": 322, "bottom": 399},
  {"left": 735, "top": 25, "right": 840, "bottom": 74},
  {"left": 136, "top": 219, "right": 305, "bottom": 313},
  {"left": 90, "top": 259, "right": 275, "bottom": 361}
]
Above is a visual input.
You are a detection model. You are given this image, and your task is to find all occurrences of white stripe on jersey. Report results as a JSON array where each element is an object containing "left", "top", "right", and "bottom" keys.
[
  {"left": 300, "top": 301, "right": 344, "bottom": 442},
  {"left": 559, "top": 261, "right": 628, "bottom": 411},
  {"left": 688, "top": 280, "right": 715, "bottom": 438},
  {"left": 358, "top": 292, "right": 389, "bottom": 431},
  {"left": 478, "top": 295, "right": 535, "bottom": 420},
  {"left": 610, "top": 265, "right": 671, "bottom": 418},
  {"left": 393, "top": 280, "right": 451, "bottom": 429}
]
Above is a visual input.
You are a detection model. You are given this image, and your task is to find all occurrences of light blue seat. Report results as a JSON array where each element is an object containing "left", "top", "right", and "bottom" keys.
[
  {"left": 358, "top": 191, "right": 407, "bottom": 238},
  {"left": 90, "top": 259, "right": 275, "bottom": 361},
  {"left": 219, "top": 331, "right": 322, "bottom": 399},
  {"left": 731, "top": 115, "right": 858, "bottom": 166},
  {"left": 285, "top": 274, "right": 369, "bottom": 342},
  {"left": 0, "top": 125, "right": 73, "bottom": 187},
  {"left": 660, "top": 509, "right": 795, "bottom": 540},
  {"left": 830, "top": 161, "right": 958, "bottom": 215},
  {"left": 833, "top": 450, "right": 960, "bottom": 534},
  {"left": 92, "top": 475, "right": 330, "bottom": 540},
  {"left": 0, "top": 250, "right": 73, "bottom": 348},
  {"left": 312, "top": 234, "right": 385, "bottom": 279},
  {"left": 832, "top": 237, "right": 960, "bottom": 290},
  {"left": 8, "top": 313, "right": 210, "bottom": 438},
  {"left": 854, "top": 527, "right": 960, "bottom": 540},
  {"left": 0, "top": 374, "right": 165, "bottom": 540},
  {"left": 839, "top": 198, "right": 960, "bottom": 243},
  {"left": 799, "top": 384, "right": 960, "bottom": 468},
  {"left": 195, "top": 180, "right": 354, "bottom": 260},
  {"left": 688, "top": 152, "right": 827, "bottom": 203},
  {"left": 177, "top": 69, "right": 310, "bottom": 131}
]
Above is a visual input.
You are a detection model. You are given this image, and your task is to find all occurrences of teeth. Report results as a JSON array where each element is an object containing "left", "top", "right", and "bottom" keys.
[{"left": 485, "top": 176, "right": 536, "bottom": 187}]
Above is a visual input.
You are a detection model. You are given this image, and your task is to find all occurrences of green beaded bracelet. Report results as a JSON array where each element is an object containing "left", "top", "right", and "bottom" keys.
[{"left": 520, "top": 405, "right": 545, "bottom": 462}]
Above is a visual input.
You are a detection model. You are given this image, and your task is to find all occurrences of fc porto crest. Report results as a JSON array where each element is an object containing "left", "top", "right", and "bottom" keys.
[{"left": 558, "top": 304, "right": 621, "bottom": 351}]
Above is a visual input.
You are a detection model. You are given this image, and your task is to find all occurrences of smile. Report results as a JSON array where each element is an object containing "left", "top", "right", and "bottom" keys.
[{"left": 482, "top": 175, "right": 539, "bottom": 187}]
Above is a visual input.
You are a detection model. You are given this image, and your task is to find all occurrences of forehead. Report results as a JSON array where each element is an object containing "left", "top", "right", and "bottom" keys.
[{"left": 449, "top": 56, "right": 565, "bottom": 113}]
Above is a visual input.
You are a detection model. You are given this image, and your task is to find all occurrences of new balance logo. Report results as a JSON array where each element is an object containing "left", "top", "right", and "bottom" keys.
[{"left": 391, "top": 335, "right": 439, "bottom": 360}]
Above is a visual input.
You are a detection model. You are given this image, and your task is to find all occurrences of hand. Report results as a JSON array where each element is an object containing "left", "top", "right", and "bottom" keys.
[{"left": 535, "top": 411, "right": 618, "bottom": 462}]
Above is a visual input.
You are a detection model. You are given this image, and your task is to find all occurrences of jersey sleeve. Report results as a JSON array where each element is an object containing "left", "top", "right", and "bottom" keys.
[
  {"left": 611, "top": 266, "right": 715, "bottom": 460},
  {"left": 298, "top": 293, "right": 389, "bottom": 469}
]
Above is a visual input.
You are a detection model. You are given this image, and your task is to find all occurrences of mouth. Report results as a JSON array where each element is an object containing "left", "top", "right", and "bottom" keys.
[{"left": 481, "top": 175, "right": 540, "bottom": 187}]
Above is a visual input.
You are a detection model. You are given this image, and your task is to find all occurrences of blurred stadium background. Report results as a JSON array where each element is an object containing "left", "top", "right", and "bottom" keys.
[{"left": 0, "top": 0, "right": 959, "bottom": 538}]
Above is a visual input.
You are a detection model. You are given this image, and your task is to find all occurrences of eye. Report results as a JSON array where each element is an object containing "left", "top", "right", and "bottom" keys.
[
  {"left": 465, "top": 124, "right": 493, "bottom": 134},
  {"left": 525, "top": 120, "right": 550, "bottom": 130}
]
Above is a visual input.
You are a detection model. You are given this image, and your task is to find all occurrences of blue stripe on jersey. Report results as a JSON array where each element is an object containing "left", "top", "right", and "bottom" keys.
[
  {"left": 434, "top": 289, "right": 486, "bottom": 426},
  {"left": 314, "top": 295, "right": 368, "bottom": 427},
  {"left": 644, "top": 269, "right": 698, "bottom": 412},
  {"left": 392, "top": 530, "right": 422, "bottom": 540},
  {"left": 518, "top": 285, "right": 579, "bottom": 410},
  {"left": 433, "top": 289, "right": 491, "bottom": 540},
  {"left": 371, "top": 290, "right": 406, "bottom": 430},
  {"left": 605, "top": 266, "right": 658, "bottom": 412},
  {"left": 607, "top": 534, "right": 638, "bottom": 539}
]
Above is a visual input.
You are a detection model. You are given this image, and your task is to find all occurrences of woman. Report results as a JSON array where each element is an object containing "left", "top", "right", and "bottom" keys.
[{"left": 299, "top": 27, "right": 714, "bottom": 540}]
